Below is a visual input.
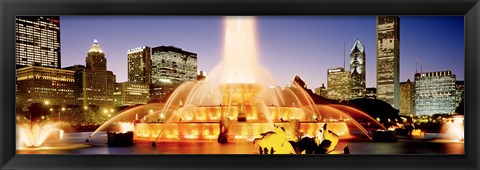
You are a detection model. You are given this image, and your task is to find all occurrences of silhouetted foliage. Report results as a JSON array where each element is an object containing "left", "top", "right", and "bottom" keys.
[
  {"left": 26, "top": 103, "right": 50, "bottom": 123},
  {"left": 455, "top": 99, "right": 464, "bottom": 115},
  {"left": 349, "top": 99, "right": 401, "bottom": 125}
]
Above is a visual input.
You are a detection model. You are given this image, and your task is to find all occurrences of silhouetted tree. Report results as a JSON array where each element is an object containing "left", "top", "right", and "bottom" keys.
[
  {"left": 26, "top": 103, "right": 50, "bottom": 123},
  {"left": 62, "top": 105, "right": 86, "bottom": 125},
  {"left": 455, "top": 99, "right": 464, "bottom": 115},
  {"left": 349, "top": 99, "right": 401, "bottom": 126}
]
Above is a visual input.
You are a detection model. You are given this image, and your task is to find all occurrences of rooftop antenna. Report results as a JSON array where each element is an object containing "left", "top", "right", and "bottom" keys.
[
  {"left": 415, "top": 58, "right": 418, "bottom": 73},
  {"left": 420, "top": 61, "right": 423, "bottom": 73}
]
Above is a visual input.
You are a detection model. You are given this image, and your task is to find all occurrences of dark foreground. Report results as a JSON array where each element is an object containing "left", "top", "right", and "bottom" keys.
[{"left": 17, "top": 132, "right": 464, "bottom": 154}]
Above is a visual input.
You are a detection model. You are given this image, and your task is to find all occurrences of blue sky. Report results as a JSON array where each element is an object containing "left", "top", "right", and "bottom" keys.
[{"left": 60, "top": 16, "right": 464, "bottom": 88}]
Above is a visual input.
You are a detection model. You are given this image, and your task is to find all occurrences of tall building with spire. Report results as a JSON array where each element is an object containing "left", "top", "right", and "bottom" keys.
[
  {"left": 69, "top": 40, "right": 116, "bottom": 108},
  {"left": 350, "top": 39, "right": 366, "bottom": 99},
  {"left": 376, "top": 16, "right": 400, "bottom": 108}
]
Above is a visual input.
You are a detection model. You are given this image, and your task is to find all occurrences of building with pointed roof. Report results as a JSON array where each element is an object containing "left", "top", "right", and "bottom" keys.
[
  {"left": 350, "top": 39, "right": 366, "bottom": 99},
  {"left": 67, "top": 40, "right": 116, "bottom": 109}
]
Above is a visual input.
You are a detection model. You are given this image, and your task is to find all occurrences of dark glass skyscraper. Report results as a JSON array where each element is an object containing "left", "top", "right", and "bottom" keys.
[{"left": 16, "top": 16, "right": 60, "bottom": 69}]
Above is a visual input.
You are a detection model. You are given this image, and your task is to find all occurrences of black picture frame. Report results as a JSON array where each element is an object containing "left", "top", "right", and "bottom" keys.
[{"left": 1, "top": 0, "right": 479, "bottom": 169}]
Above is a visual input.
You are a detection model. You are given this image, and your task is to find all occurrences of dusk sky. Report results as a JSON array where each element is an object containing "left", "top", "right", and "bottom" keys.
[{"left": 60, "top": 16, "right": 464, "bottom": 89}]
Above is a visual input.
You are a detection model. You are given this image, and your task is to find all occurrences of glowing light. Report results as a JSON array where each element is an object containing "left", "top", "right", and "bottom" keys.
[
  {"left": 118, "top": 122, "right": 134, "bottom": 133},
  {"left": 18, "top": 122, "right": 60, "bottom": 148}
]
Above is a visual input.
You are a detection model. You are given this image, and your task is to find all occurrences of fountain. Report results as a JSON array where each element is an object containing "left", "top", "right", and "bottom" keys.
[
  {"left": 17, "top": 122, "right": 61, "bottom": 148},
  {"left": 88, "top": 17, "right": 385, "bottom": 150},
  {"left": 440, "top": 115, "right": 464, "bottom": 141}
]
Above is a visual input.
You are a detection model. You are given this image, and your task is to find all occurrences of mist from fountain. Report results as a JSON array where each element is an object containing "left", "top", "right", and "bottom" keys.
[
  {"left": 18, "top": 122, "right": 61, "bottom": 148},
  {"left": 440, "top": 115, "right": 464, "bottom": 141}
]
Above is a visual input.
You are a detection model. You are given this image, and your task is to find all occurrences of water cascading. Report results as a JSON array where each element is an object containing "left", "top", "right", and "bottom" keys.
[{"left": 89, "top": 16, "right": 382, "bottom": 144}]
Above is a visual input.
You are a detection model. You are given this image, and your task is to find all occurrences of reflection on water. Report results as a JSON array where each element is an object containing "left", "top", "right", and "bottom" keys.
[{"left": 16, "top": 132, "right": 464, "bottom": 155}]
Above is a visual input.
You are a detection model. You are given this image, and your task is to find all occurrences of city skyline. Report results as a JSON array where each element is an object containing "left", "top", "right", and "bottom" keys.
[{"left": 60, "top": 16, "right": 464, "bottom": 89}]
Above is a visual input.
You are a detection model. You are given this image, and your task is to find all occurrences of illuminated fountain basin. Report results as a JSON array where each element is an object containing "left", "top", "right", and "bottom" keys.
[
  {"left": 133, "top": 82, "right": 382, "bottom": 142},
  {"left": 134, "top": 122, "right": 349, "bottom": 142}
]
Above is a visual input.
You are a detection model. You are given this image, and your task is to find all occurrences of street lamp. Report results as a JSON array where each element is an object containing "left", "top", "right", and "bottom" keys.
[{"left": 59, "top": 107, "right": 65, "bottom": 123}]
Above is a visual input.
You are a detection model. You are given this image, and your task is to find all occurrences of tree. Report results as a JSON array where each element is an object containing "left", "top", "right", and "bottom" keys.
[
  {"left": 61, "top": 105, "right": 86, "bottom": 125},
  {"left": 26, "top": 103, "right": 50, "bottom": 123},
  {"left": 349, "top": 99, "right": 401, "bottom": 126},
  {"left": 455, "top": 99, "right": 464, "bottom": 115}
]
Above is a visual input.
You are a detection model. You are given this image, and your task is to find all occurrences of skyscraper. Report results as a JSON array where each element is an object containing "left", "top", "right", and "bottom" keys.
[
  {"left": 72, "top": 40, "right": 116, "bottom": 108},
  {"left": 150, "top": 46, "right": 197, "bottom": 101},
  {"left": 16, "top": 16, "right": 61, "bottom": 69},
  {"left": 128, "top": 46, "right": 151, "bottom": 84},
  {"left": 376, "top": 16, "right": 400, "bottom": 108},
  {"left": 327, "top": 67, "right": 351, "bottom": 101},
  {"left": 350, "top": 39, "right": 366, "bottom": 99},
  {"left": 414, "top": 71, "right": 456, "bottom": 116},
  {"left": 400, "top": 79, "right": 415, "bottom": 116}
]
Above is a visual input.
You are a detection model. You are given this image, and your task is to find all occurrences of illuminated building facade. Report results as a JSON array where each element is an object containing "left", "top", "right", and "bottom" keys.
[
  {"left": 455, "top": 81, "right": 464, "bottom": 108},
  {"left": 73, "top": 40, "right": 116, "bottom": 108},
  {"left": 16, "top": 66, "right": 75, "bottom": 108},
  {"left": 128, "top": 46, "right": 151, "bottom": 84},
  {"left": 376, "top": 16, "right": 400, "bottom": 108},
  {"left": 150, "top": 46, "right": 197, "bottom": 101},
  {"left": 327, "top": 68, "right": 351, "bottom": 101},
  {"left": 16, "top": 16, "right": 61, "bottom": 69},
  {"left": 350, "top": 39, "right": 366, "bottom": 99},
  {"left": 399, "top": 79, "right": 415, "bottom": 115},
  {"left": 314, "top": 83, "right": 328, "bottom": 97},
  {"left": 414, "top": 71, "right": 456, "bottom": 115},
  {"left": 366, "top": 87, "right": 376, "bottom": 99},
  {"left": 114, "top": 82, "right": 150, "bottom": 106}
]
